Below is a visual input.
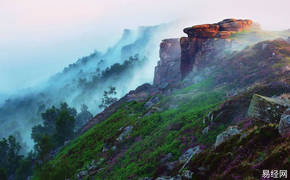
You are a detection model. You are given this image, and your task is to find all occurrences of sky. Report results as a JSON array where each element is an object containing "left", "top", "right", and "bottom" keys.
[{"left": 0, "top": 0, "right": 289, "bottom": 94}]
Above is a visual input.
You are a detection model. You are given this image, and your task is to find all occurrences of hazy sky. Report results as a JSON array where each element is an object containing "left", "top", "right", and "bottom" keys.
[{"left": 0, "top": 0, "right": 289, "bottom": 94}]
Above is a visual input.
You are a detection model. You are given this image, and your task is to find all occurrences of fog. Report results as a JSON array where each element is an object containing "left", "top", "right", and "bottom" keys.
[
  {"left": 0, "top": 21, "right": 187, "bottom": 151},
  {"left": 1, "top": 0, "right": 290, "bottom": 93},
  {"left": 0, "top": 0, "right": 289, "bottom": 152}
]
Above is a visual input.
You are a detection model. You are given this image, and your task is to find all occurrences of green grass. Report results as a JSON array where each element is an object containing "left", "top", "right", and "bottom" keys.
[{"left": 32, "top": 80, "right": 227, "bottom": 180}]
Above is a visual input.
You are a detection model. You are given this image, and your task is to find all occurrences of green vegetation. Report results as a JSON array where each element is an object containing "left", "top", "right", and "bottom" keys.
[
  {"left": 75, "top": 104, "right": 93, "bottom": 129},
  {"left": 99, "top": 86, "right": 118, "bottom": 109},
  {"left": 77, "top": 55, "right": 146, "bottom": 89},
  {"left": 0, "top": 135, "right": 35, "bottom": 180},
  {"left": 32, "top": 103, "right": 77, "bottom": 154},
  {"left": 32, "top": 80, "right": 227, "bottom": 180}
]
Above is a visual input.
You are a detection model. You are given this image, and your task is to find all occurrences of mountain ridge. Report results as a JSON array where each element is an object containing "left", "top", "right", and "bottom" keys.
[{"left": 30, "top": 18, "right": 290, "bottom": 180}]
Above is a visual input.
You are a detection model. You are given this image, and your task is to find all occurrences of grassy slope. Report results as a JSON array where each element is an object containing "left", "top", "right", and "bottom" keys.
[
  {"left": 32, "top": 80, "right": 227, "bottom": 180},
  {"left": 32, "top": 39, "right": 290, "bottom": 180}
]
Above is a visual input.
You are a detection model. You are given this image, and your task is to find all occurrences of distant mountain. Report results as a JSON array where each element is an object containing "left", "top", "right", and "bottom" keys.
[{"left": 0, "top": 22, "right": 183, "bottom": 150}]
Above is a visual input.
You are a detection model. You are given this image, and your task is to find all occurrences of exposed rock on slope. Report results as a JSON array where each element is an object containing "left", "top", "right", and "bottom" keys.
[
  {"left": 154, "top": 39, "right": 181, "bottom": 87},
  {"left": 247, "top": 94, "right": 289, "bottom": 123},
  {"left": 180, "top": 19, "right": 255, "bottom": 78},
  {"left": 279, "top": 107, "right": 290, "bottom": 137},
  {"left": 214, "top": 126, "right": 240, "bottom": 147}
]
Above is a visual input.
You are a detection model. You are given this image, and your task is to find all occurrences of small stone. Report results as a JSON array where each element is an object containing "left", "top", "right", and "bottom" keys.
[
  {"left": 77, "top": 170, "right": 88, "bottom": 179},
  {"left": 179, "top": 146, "right": 201, "bottom": 163},
  {"left": 145, "top": 96, "right": 160, "bottom": 109},
  {"left": 215, "top": 127, "right": 240, "bottom": 147},
  {"left": 116, "top": 126, "right": 133, "bottom": 142},
  {"left": 155, "top": 176, "right": 181, "bottom": 180},
  {"left": 138, "top": 178, "right": 153, "bottom": 180},
  {"left": 202, "top": 126, "right": 209, "bottom": 135},
  {"left": 181, "top": 170, "right": 194, "bottom": 179}
]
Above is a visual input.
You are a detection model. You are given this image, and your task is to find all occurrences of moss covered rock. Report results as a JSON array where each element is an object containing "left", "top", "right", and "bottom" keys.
[{"left": 247, "top": 94, "right": 288, "bottom": 123}]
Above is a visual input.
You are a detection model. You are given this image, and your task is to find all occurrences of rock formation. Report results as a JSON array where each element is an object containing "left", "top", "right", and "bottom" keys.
[
  {"left": 214, "top": 126, "right": 240, "bottom": 147},
  {"left": 180, "top": 19, "right": 254, "bottom": 79},
  {"left": 183, "top": 19, "right": 253, "bottom": 39},
  {"left": 247, "top": 94, "right": 289, "bottom": 123},
  {"left": 279, "top": 108, "right": 290, "bottom": 137},
  {"left": 153, "top": 39, "right": 181, "bottom": 87}
]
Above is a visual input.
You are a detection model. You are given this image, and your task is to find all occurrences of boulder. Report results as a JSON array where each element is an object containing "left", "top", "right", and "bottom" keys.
[
  {"left": 278, "top": 108, "right": 290, "bottom": 137},
  {"left": 76, "top": 170, "right": 88, "bottom": 179},
  {"left": 116, "top": 126, "right": 133, "bottom": 142},
  {"left": 145, "top": 96, "right": 160, "bottom": 109},
  {"left": 215, "top": 127, "right": 240, "bottom": 147},
  {"left": 247, "top": 94, "right": 289, "bottom": 123},
  {"left": 181, "top": 170, "right": 194, "bottom": 179},
  {"left": 202, "top": 126, "right": 209, "bottom": 135},
  {"left": 86, "top": 160, "right": 97, "bottom": 171},
  {"left": 75, "top": 158, "right": 105, "bottom": 177},
  {"left": 138, "top": 178, "right": 153, "bottom": 180},
  {"left": 179, "top": 145, "right": 201, "bottom": 163},
  {"left": 155, "top": 175, "right": 181, "bottom": 180}
]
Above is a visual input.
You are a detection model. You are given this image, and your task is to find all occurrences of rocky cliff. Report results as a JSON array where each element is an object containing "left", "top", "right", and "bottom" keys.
[
  {"left": 180, "top": 19, "right": 255, "bottom": 78},
  {"left": 153, "top": 39, "right": 181, "bottom": 87},
  {"left": 153, "top": 19, "right": 257, "bottom": 85}
]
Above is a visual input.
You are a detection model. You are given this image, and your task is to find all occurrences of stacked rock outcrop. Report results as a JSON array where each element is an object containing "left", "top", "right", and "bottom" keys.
[{"left": 180, "top": 19, "right": 254, "bottom": 78}]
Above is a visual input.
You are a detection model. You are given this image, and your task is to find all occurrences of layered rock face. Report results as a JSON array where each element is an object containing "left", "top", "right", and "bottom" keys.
[
  {"left": 180, "top": 19, "right": 253, "bottom": 79},
  {"left": 183, "top": 19, "right": 253, "bottom": 39},
  {"left": 153, "top": 39, "right": 181, "bottom": 86}
]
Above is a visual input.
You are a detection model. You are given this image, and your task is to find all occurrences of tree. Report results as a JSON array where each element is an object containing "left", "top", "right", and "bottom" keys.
[
  {"left": 60, "top": 102, "right": 77, "bottom": 118},
  {"left": 99, "top": 86, "right": 118, "bottom": 109},
  {"left": 34, "top": 135, "right": 53, "bottom": 162},
  {"left": 0, "top": 138, "right": 9, "bottom": 169},
  {"left": 55, "top": 110, "right": 75, "bottom": 146},
  {"left": 41, "top": 105, "right": 58, "bottom": 134},
  {"left": 75, "top": 104, "right": 93, "bottom": 130},
  {"left": 0, "top": 135, "right": 23, "bottom": 178},
  {"left": 7, "top": 135, "right": 22, "bottom": 174},
  {"left": 14, "top": 151, "right": 35, "bottom": 180},
  {"left": 31, "top": 125, "right": 47, "bottom": 145},
  {"left": 31, "top": 102, "right": 77, "bottom": 156}
]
